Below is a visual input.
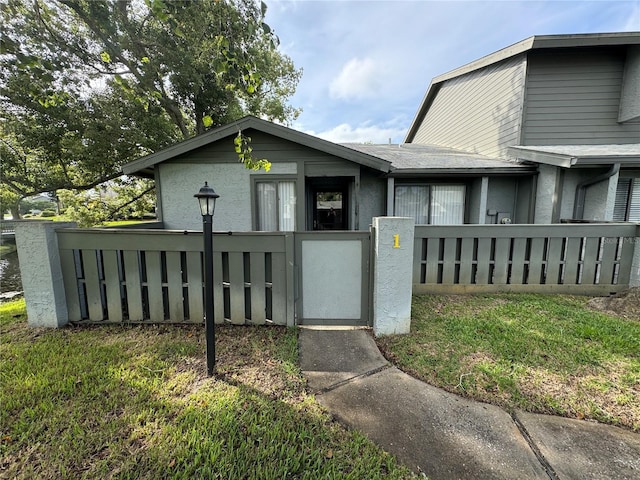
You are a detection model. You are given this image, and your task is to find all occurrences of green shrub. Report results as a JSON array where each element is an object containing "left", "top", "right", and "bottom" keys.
[{"left": 40, "top": 209, "right": 56, "bottom": 217}]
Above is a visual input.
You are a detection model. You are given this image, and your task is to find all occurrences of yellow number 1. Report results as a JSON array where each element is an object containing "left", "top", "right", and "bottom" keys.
[{"left": 393, "top": 234, "right": 400, "bottom": 248}]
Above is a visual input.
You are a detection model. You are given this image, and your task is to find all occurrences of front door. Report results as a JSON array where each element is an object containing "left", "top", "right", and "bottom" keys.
[{"left": 306, "top": 177, "right": 351, "bottom": 230}]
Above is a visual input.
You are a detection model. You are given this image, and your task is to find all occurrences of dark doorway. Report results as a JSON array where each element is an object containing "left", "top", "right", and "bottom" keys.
[{"left": 307, "top": 177, "right": 351, "bottom": 230}]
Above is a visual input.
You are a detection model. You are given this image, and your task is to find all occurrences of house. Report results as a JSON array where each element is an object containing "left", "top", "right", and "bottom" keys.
[
  {"left": 122, "top": 116, "right": 534, "bottom": 231},
  {"left": 123, "top": 32, "right": 640, "bottom": 231},
  {"left": 405, "top": 32, "right": 640, "bottom": 224}
]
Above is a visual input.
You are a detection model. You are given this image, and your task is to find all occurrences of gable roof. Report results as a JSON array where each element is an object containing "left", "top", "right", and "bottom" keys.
[
  {"left": 341, "top": 143, "right": 535, "bottom": 176},
  {"left": 405, "top": 32, "right": 640, "bottom": 143},
  {"left": 122, "top": 115, "right": 392, "bottom": 176}
]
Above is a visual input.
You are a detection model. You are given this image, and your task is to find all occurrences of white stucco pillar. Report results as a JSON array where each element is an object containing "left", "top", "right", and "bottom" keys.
[
  {"left": 15, "top": 221, "right": 77, "bottom": 327},
  {"left": 371, "top": 217, "right": 414, "bottom": 336}
]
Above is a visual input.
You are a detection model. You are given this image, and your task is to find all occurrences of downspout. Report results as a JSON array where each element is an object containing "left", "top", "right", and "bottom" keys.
[{"left": 573, "top": 163, "right": 620, "bottom": 220}]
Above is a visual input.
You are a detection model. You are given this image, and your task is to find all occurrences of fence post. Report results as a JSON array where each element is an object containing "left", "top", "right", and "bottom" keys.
[
  {"left": 630, "top": 224, "right": 640, "bottom": 288},
  {"left": 14, "top": 221, "right": 77, "bottom": 327},
  {"left": 371, "top": 217, "right": 414, "bottom": 336}
]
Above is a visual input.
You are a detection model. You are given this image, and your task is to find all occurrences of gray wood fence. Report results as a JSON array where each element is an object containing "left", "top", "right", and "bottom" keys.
[
  {"left": 413, "top": 224, "right": 639, "bottom": 295},
  {"left": 57, "top": 229, "right": 294, "bottom": 325}
]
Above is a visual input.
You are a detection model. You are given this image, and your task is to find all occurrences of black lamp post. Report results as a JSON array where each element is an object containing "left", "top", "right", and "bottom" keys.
[{"left": 195, "top": 182, "right": 220, "bottom": 376}]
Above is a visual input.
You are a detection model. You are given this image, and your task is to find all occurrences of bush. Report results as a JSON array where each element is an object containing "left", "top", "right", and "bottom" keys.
[{"left": 40, "top": 210, "right": 56, "bottom": 217}]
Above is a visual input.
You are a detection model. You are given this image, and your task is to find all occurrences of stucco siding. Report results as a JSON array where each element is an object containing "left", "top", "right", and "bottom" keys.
[
  {"left": 523, "top": 49, "right": 640, "bottom": 145},
  {"left": 160, "top": 162, "right": 296, "bottom": 231},
  {"left": 358, "top": 170, "right": 386, "bottom": 229},
  {"left": 486, "top": 178, "right": 517, "bottom": 223},
  {"left": 411, "top": 54, "right": 526, "bottom": 158}
]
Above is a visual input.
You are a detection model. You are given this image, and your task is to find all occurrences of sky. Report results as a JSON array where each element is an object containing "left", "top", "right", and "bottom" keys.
[{"left": 264, "top": 0, "right": 640, "bottom": 144}]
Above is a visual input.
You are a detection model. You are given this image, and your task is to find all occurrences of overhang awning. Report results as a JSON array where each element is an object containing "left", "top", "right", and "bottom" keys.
[{"left": 508, "top": 144, "right": 640, "bottom": 168}]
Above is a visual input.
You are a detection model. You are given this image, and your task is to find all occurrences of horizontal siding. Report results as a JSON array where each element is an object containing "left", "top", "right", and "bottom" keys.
[
  {"left": 412, "top": 54, "right": 526, "bottom": 158},
  {"left": 169, "top": 130, "right": 347, "bottom": 163},
  {"left": 523, "top": 50, "right": 640, "bottom": 145}
]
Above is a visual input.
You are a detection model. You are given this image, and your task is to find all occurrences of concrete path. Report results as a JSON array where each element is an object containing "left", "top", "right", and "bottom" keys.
[{"left": 299, "top": 328, "right": 640, "bottom": 479}]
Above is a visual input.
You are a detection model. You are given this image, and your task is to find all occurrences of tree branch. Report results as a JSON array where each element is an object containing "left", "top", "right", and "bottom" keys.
[{"left": 106, "top": 184, "right": 155, "bottom": 220}]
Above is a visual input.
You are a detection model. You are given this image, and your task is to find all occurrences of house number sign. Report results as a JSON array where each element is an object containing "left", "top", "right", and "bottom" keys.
[{"left": 393, "top": 234, "right": 400, "bottom": 248}]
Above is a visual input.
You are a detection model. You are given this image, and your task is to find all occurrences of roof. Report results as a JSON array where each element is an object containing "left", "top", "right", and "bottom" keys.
[
  {"left": 342, "top": 143, "right": 535, "bottom": 176},
  {"left": 122, "top": 115, "right": 392, "bottom": 176},
  {"left": 405, "top": 32, "right": 640, "bottom": 143},
  {"left": 508, "top": 144, "right": 640, "bottom": 168}
]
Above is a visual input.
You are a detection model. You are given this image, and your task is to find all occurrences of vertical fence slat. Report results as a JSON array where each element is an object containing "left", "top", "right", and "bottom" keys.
[
  {"left": 493, "top": 238, "right": 510, "bottom": 284},
  {"left": 213, "top": 251, "right": 224, "bottom": 324},
  {"left": 617, "top": 237, "right": 634, "bottom": 285},
  {"left": 600, "top": 238, "right": 619, "bottom": 284},
  {"left": 82, "top": 250, "right": 104, "bottom": 321},
  {"left": 581, "top": 237, "right": 601, "bottom": 285},
  {"left": 563, "top": 238, "right": 582, "bottom": 285},
  {"left": 60, "top": 249, "right": 82, "bottom": 321},
  {"left": 145, "top": 251, "right": 164, "bottom": 321},
  {"left": 166, "top": 251, "right": 184, "bottom": 322},
  {"left": 102, "top": 250, "right": 123, "bottom": 322},
  {"left": 528, "top": 238, "right": 546, "bottom": 284},
  {"left": 510, "top": 238, "right": 528, "bottom": 284},
  {"left": 271, "top": 252, "right": 287, "bottom": 325},
  {"left": 459, "top": 238, "right": 475, "bottom": 284},
  {"left": 413, "top": 237, "right": 423, "bottom": 283},
  {"left": 475, "top": 238, "right": 492, "bottom": 284},
  {"left": 123, "top": 251, "right": 143, "bottom": 321},
  {"left": 250, "top": 252, "right": 266, "bottom": 325},
  {"left": 425, "top": 238, "right": 440, "bottom": 283},
  {"left": 228, "top": 252, "right": 245, "bottom": 325},
  {"left": 546, "top": 238, "right": 564, "bottom": 285},
  {"left": 186, "top": 251, "right": 203, "bottom": 322},
  {"left": 442, "top": 238, "right": 457, "bottom": 284}
]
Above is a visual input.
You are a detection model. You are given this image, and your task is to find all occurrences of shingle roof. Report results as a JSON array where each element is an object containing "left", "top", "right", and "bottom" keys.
[{"left": 341, "top": 143, "right": 533, "bottom": 175}]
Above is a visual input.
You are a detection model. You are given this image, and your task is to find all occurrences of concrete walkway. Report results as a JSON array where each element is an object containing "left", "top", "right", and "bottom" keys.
[{"left": 299, "top": 328, "right": 640, "bottom": 480}]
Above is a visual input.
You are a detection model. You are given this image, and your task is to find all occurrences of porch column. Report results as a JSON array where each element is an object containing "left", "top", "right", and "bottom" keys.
[
  {"left": 14, "top": 221, "right": 77, "bottom": 327},
  {"left": 534, "top": 164, "right": 561, "bottom": 223},
  {"left": 371, "top": 216, "right": 414, "bottom": 336},
  {"left": 386, "top": 177, "right": 395, "bottom": 215}
]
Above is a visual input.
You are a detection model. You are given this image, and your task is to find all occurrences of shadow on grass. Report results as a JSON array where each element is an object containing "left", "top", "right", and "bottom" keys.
[{"left": 1, "top": 320, "right": 413, "bottom": 479}]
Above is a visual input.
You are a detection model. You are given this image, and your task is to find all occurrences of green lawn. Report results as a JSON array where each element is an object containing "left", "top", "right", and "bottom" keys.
[
  {"left": 0, "top": 300, "right": 413, "bottom": 479},
  {"left": 377, "top": 294, "right": 640, "bottom": 432}
]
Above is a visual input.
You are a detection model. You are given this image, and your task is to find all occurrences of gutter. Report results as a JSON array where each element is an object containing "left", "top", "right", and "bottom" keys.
[{"left": 572, "top": 163, "right": 620, "bottom": 219}]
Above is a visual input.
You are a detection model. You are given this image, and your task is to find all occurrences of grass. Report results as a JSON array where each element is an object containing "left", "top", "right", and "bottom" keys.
[
  {"left": 377, "top": 294, "right": 640, "bottom": 432},
  {"left": 1, "top": 299, "right": 413, "bottom": 479},
  {"left": 0, "top": 243, "right": 17, "bottom": 257}
]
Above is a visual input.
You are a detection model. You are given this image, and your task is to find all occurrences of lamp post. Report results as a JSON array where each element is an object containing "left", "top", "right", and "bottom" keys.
[{"left": 195, "top": 182, "right": 220, "bottom": 376}]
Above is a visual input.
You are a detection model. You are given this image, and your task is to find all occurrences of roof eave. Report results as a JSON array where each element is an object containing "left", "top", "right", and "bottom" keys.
[
  {"left": 508, "top": 146, "right": 640, "bottom": 168},
  {"left": 388, "top": 167, "right": 536, "bottom": 177}
]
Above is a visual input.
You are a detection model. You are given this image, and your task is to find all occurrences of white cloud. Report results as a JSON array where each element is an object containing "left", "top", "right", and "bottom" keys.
[
  {"left": 303, "top": 121, "right": 408, "bottom": 144},
  {"left": 329, "top": 57, "right": 381, "bottom": 101}
]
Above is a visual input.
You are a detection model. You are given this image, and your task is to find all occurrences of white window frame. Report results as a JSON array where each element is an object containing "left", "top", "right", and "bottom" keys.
[
  {"left": 393, "top": 183, "right": 466, "bottom": 225},
  {"left": 252, "top": 177, "right": 297, "bottom": 231}
]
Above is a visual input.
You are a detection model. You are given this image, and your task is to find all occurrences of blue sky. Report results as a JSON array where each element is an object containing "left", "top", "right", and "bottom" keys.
[{"left": 264, "top": 0, "right": 640, "bottom": 143}]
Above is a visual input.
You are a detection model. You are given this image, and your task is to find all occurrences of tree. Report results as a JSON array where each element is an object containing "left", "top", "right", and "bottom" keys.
[{"left": 1, "top": 0, "right": 301, "bottom": 218}]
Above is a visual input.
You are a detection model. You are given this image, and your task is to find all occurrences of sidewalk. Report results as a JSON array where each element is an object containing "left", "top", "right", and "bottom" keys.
[{"left": 299, "top": 328, "right": 640, "bottom": 479}]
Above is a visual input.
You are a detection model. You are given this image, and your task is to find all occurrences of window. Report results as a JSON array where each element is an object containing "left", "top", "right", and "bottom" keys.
[
  {"left": 394, "top": 184, "right": 465, "bottom": 225},
  {"left": 613, "top": 177, "right": 640, "bottom": 222},
  {"left": 255, "top": 180, "right": 296, "bottom": 231}
]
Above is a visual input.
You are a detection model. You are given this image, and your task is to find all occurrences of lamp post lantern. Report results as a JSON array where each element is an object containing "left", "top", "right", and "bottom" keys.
[{"left": 195, "top": 182, "right": 220, "bottom": 376}]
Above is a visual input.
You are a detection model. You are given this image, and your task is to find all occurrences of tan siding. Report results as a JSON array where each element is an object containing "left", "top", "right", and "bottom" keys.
[
  {"left": 522, "top": 50, "right": 640, "bottom": 145},
  {"left": 412, "top": 54, "right": 526, "bottom": 158}
]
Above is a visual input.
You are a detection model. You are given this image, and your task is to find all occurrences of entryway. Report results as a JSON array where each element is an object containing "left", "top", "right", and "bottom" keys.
[{"left": 295, "top": 231, "right": 370, "bottom": 326}]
